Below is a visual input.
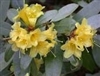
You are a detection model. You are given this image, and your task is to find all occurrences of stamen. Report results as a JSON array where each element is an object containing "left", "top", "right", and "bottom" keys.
[
  {"left": 85, "top": 47, "right": 89, "bottom": 53},
  {"left": 50, "top": 51, "right": 56, "bottom": 58},
  {"left": 93, "top": 40, "right": 100, "bottom": 48}
]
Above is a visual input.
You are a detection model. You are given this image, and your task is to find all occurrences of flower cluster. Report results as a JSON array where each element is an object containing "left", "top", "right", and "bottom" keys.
[
  {"left": 61, "top": 18, "right": 96, "bottom": 59},
  {"left": 9, "top": 4, "right": 57, "bottom": 58}
]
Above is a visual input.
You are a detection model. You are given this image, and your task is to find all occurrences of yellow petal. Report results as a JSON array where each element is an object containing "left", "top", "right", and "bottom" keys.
[
  {"left": 74, "top": 50, "right": 82, "bottom": 59},
  {"left": 9, "top": 40, "right": 19, "bottom": 51},
  {"left": 30, "top": 46, "right": 38, "bottom": 58},
  {"left": 30, "top": 28, "right": 46, "bottom": 46},
  {"left": 81, "top": 18, "right": 88, "bottom": 26},
  {"left": 64, "top": 50, "right": 74, "bottom": 58},
  {"left": 43, "top": 23, "right": 57, "bottom": 41},
  {"left": 38, "top": 41, "right": 51, "bottom": 57}
]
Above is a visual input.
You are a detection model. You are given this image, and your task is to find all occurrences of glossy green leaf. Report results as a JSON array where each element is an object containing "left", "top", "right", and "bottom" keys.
[
  {"left": 30, "top": 59, "right": 38, "bottom": 76},
  {"left": 88, "top": 14, "right": 100, "bottom": 29},
  {"left": 0, "top": 52, "right": 11, "bottom": 71},
  {"left": 7, "top": 9, "right": 18, "bottom": 22},
  {"left": 78, "top": 1, "right": 88, "bottom": 7},
  {"left": 19, "top": 68, "right": 30, "bottom": 76},
  {"left": 11, "top": 0, "right": 24, "bottom": 9},
  {"left": 20, "top": 54, "right": 32, "bottom": 70},
  {"left": 51, "top": 3, "right": 78, "bottom": 22},
  {"left": 37, "top": 10, "right": 57, "bottom": 25},
  {"left": 0, "top": 22, "right": 11, "bottom": 36},
  {"left": 74, "top": 0, "right": 100, "bottom": 21},
  {"left": 0, "top": 40, "right": 5, "bottom": 54},
  {"left": 0, "top": 68, "right": 11, "bottom": 76},
  {"left": 4, "top": 44, "right": 14, "bottom": 62},
  {"left": 13, "top": 52, "right": 22, "bottom": 76},
  {"left": 45, "top": 43, "right": 63, "bottom": 76},
  {"left": 13, "top": 52, "right": 30, "bottom": 76},
  {"left": 0, "top": 0, "right": 10, "bottom": 21},
  {"left": 55, "top": 17, "right": 76, "bottom": 34},
  {"left": 82, "top": 50, "right": 96, "bottom": 72},
  {"left": 92, "top": 39, "right": 100, "bottom": 67}
]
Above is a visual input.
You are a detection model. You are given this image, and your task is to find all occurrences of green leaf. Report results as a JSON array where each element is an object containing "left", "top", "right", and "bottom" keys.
[
  {"left": 37, "top": 10, "right": 57, "bottom": 25},
  {"left": 30, "top": 59, "right": 38, "bottom": 76},
  {"left": 13, "top": 52, "right": 22, "bottom": 76},
  {"left": 0, "top": 22, "right": 11, "bottom": 36},
  {"left": 0, "top": 68, "right": 11, "bottom": 76},
  {"left": 74, "top": 0, "right": 100, "bottom": 21},
  {"left": 82, "top": 50, "right": 96, "bottom": 72},
  {"left": 19, "top": 68, "right": 30, "bottom": 76},
  {"left": 78, "top": 1, "right": 88, "bottom": 7},
  {"left": 7, "top": 9, "right": 18, "bottom": 22},
  {"left": 45, "top": 43, "right": 63, "bottom": 76},
  {"left": 20, "top": 54, "right": 32, "bottom": 70},
  {"left": 0, "top": 52, "right": 11, "bottom": 71},
  {"left": 88, "top": 14, "right": 100, "bottom": 29},
  {"left": 4, "top": 44, "right": 14, "bottom": 62},
  {"left": 13, "top": 52, "right": 30, "bottom": 76},
  {"left": 0, "top": 40, "right": 5, "bottom": 54},
  {"left": 0, "top": 0, "right": 10, "bottom": 21},
  {"left": 11, "top": 0, "right": 24, "bottom": 9},
  {"left": 92, "top": 38, "right": 100, "bottom": 67},
  {"left": 51, "top": 3, "right": 78, "bottom": 22},
  {"left": 55, "top": 17, "right": 76, "bottom": 34}
]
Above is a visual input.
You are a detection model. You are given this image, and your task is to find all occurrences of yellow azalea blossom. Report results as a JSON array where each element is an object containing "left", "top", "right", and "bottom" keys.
[
  {"left": 75, "top": 18, "right": 95, "bottom": 35},
  {"left": 29, "top": 28, "right": 46, "bottom": 47},
  {"left": 15, "top": 34, "right": 31, "bottom": 50},
  {"left": 74, "top": 18, "right": 96, "bottom": 48},
  {"left": 43, "top": 23, "right": 57, "bottom": 40},
  {"left": 75, "top": 34, "right": 93, "bottom": 48},
  {"left": 61, "top": 38, "right": 82, "bottom": 59},
  {"left": 61, "top": 18, "right": 96, "bottom": 59},
  {"left": 8, "top": 40, "right": 19, "bottom": 51},
  {"left": 14, "top": 3, "right": 44, "bottom": 26},
  {"left": 10, "top": 22, "right": 27, "bottom": 41},
  {"left": 30, "top": 41, "right": 54, "bottom": 58},
  {"left": 43, "top": 23, "right": 57, "bottom": 46}
]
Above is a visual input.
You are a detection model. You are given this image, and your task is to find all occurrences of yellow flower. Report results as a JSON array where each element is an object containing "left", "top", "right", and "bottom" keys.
[
  {"left": 15, "top": 34, "right": 31, "bottom": 51},
  {"left": 14, "top": 4, "right": 44, "bottom": 27},
  {"left": 61, "top": 18, "right": 96, "bottom": 59},
  {"left": 75, "top": 18, "right": 95, "bottom": 35},
  {"left": 9, "top": 22, "right": 32, "bottom": 53},
  {"left": 43, "top": 23, "right": 57, "bottom": 46},
  {"left": 75, "top": 34, "right": 93, "bottom": 48},
  {"left": 29, "top": 29, "right": 46, "bottom": 47},
  {"left": 8, "top": 40, "right": 19, "bottom": 51},
  {"left": 30, "top": 41, "right": 54, "bottom": 57},
  {"left": 43, "top": 23, "right": 57, "bottom": 40},
  {"left": 10, "top": 22, "right": 27, "bottom": 41},
  {"left": 61, "top": 38, "right": 82, "bottom": 59},
  {"left": 74, "top": 18, "right": 96, "bottom": 48}
]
